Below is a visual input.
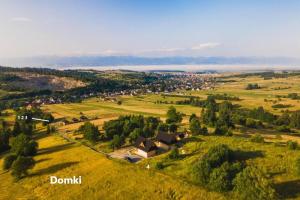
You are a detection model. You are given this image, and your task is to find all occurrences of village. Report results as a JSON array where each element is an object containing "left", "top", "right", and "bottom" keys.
[{"left": 25, "top": 71, "right": 218, "bottom": 108}]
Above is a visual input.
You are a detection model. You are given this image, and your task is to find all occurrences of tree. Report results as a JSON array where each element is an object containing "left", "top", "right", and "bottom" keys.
[
  {"left": 0, "top": 131, "right": 10, "bottom": 153},
  {"left": 11, "top": 156, "right": 35, "bottom": 180},
  {"left": 78, "top": 122, "right": 99, "bottom": 142},
  {"left": 10, "top": 134, "right": 38, "bottom": 156},
  {"left": 246, "top": 83, "right": 260, "bottom": 90},
  {"left": 129, "top": 128, "right": 142, "bottom": 143},
  {"left": 233, "top": 166, "right": 277, "bottom": 200},
  {"left": 12, "top": 121, "right": 21, "bottom": 136},
  {"left": 110, "top": 135, "right": 124, "bottom": 149},
  {"left": 189, "top": 113, "right": 198, "bottom": 122},
  {"left": 190, "top": 118, "right": 202, "bottom": 135},
  {"left": 103, "top": 119, "right": 124, "bottom": 139},
  {"left": 217, "top": 101, "right": 234, "bottom": 128},
  {"left": 157, "top": 123, "right": 169, "bottom": 132},
  {"left": 202, "top": 96, "right": 217, "bottom": 126},
  {"left": 166, "top": 106, "right": 182, "bottom": 124},
  {"left": 23, "top": 140, "right": 38, "bottom": 156},
  {"left": 3, "top": 154, "right": 17, "bottom": 170},
  {"left": 169, "top": 123, "right": 178, "bottom": 133},
  {"left": 290, "top": 111, "right": 300, "bottom": 129}
]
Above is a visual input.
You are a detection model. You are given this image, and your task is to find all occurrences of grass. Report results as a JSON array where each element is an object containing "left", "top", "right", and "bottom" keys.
[
  {"left": 140, "top": 135, "right": 300, "bottom": 192},
  {"left": 0, "top": 134, "right": 223, "bottom": 200}
]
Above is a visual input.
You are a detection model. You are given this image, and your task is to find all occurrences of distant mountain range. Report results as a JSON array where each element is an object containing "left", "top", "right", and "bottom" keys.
[{"left": 1, "top": 56, "right": 300, "bottom": 68}]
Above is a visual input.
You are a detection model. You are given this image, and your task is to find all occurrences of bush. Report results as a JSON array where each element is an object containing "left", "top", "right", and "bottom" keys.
[
  {"left": 213, "top": 125, "right": 228, "bottom": 136},
  {"left": 250, "top": 134, "right": 265, "bottom": 143},
  {"left": 11, "top": 156, "right": 35, "bottom": 180},
  {"left": 155, "top": 162, "right": 164, "bottom": 170},
  {"left": 245, "top": 118, "right": 263, "bottom": 129},
  {"left": 23, "top": 140, "right": 38, "bottom": 156},
  {"left": 208, "top": 162, "right": 243, "bottom": 192},
  {"left": 233, "top": 166, "right": 277, "bottom": 200},
  {"left": 287, "top": 140, "right": 298, "bottom": 150},
  {"left": 296, "top": 157, "right": 300, "bottom": 176},
  {"left": 3, "top": 154, "right": 17, "bottom": 170},
  {"left": 168, "top": 147, "right": 180, "bottom": 160},
  {"left": 276, "top": 125, "right": 291, "bottom": 133},
  {"left": 192, "top": 145, "right": 233, "bottom": 185}
]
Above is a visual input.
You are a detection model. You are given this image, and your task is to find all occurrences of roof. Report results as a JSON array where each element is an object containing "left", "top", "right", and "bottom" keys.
[
  {"left": 156, "top": 132, "right": 177, "bottom": 144},
  {"left": 175, "top": 132, "right": 185, "bottom": 139},
  {"left": 135, "top": 136, "right": 157, "bottom": 152}
]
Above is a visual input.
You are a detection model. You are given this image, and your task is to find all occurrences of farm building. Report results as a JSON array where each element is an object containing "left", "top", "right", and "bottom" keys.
[
  {"left": 134, "top": 136, "right": 157, "bottom": 158},
  {"left": 155, "top": 132, "right": 177, "bottom": 150}
]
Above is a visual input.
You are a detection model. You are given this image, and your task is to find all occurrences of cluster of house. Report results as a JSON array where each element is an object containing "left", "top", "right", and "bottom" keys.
[{"left": 134, "top": 131, "right": 188, "bottom": 158}]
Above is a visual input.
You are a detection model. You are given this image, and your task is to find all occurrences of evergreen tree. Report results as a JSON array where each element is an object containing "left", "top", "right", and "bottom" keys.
[
  {"left": 11, "top": 156, "right": 35, "bottom": 180},
  {"left": 202, "top": 96, "right": 217, "bottom": 126},
  {"left": 166, "top": 106, "right": 183, "bottom": 124},
  {"left": 190, "top": 118, "right": 202, "bottom": 135}
]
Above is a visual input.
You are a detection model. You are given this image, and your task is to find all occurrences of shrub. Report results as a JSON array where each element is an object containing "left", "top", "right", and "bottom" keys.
[
  {"left": 168, "top": 147, "right": 180, "bottom": 160},
  {"left": 3, "top": 154, "right": 17, "bottom": 170},
  {"left": 245, "top": 118, "right": 263, "bottom": 129},
  {"left": 276, "top": 125, "right": 291, "bottom": 133},
  {"left": 213, "top": 125, "right": 228, "bottom": 136},
  {"left": 250, "top": 134, "right": 265, "bottom": 143},
  {"left": 233, "top": 166, "right": 277, "bottom": 200},
  {"left": 201, "top": 126, "right": 208, "bottom": 135},
  {"left": 287, "top": 140, "right": 298, "bottom": 150},
  {"left": 192, "top": 145, "right": 233, "bottom": 185},
  {"left": 11, "top": 156, "right": 35, "bottom": 180},
  {"left": 155, "top": 162, "right": 164, "bottom": 170},
  {"left": 23, "top": 140, "right": 38, "bottom": 156},
  {"left": 296, "top": 157, "right": 300, "bottom": 176},
  {"left": 208, "top": 162, "right": 243, "bottom": 192},
  {"left": 169, "top": 123, "right": 178, "bottom": 133}
]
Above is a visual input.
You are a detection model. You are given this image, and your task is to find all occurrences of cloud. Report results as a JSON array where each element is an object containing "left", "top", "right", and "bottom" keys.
[
  {"left": 191, "top": 42, "right": 221, "bottom": 50},
  {"left": 10, "top": 17, "right": 32, "bottom": 22}
]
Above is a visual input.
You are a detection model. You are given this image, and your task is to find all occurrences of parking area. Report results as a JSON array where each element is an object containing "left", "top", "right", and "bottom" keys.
[{"left": 108, "top": 147, "right": 143, "bottom": 163}]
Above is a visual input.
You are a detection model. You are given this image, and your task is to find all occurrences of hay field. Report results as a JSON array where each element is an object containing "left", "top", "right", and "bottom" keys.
[{"left": 0, "top": 134, "right": 223, "bottom": 200}]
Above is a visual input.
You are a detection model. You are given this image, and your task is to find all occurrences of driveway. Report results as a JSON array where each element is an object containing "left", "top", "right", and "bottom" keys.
[{"left": 108, "top": 146, "right": 143, "bottom": 163}]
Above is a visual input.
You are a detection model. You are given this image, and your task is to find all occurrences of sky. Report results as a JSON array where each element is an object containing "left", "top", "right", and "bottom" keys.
[{"left": 0, "top": 0, "right": 300, "bottom": 58}]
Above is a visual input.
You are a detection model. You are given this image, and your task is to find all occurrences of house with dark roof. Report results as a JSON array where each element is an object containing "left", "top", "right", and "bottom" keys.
[
  {"left": 134, "top": 136, "right": 157, "bottom": 158},
  {"left": 155, "top": 132, "right": 177, "bottom": 150}
]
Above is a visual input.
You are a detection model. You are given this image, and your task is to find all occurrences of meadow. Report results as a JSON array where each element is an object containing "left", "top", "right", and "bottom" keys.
[{"left": 0, "top": 134, "right": 223, "bottom": 200}]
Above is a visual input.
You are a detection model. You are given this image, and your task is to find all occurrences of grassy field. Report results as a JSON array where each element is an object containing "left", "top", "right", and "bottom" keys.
[
  {"left": 2, "top": 74, "right": 300, "bottom": 199},
  {"left": 0, "top": 134, "right": 223, "bottom": 200},
  {"left": 139, "top": 135, "right": 300, "bottom": 199}
]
